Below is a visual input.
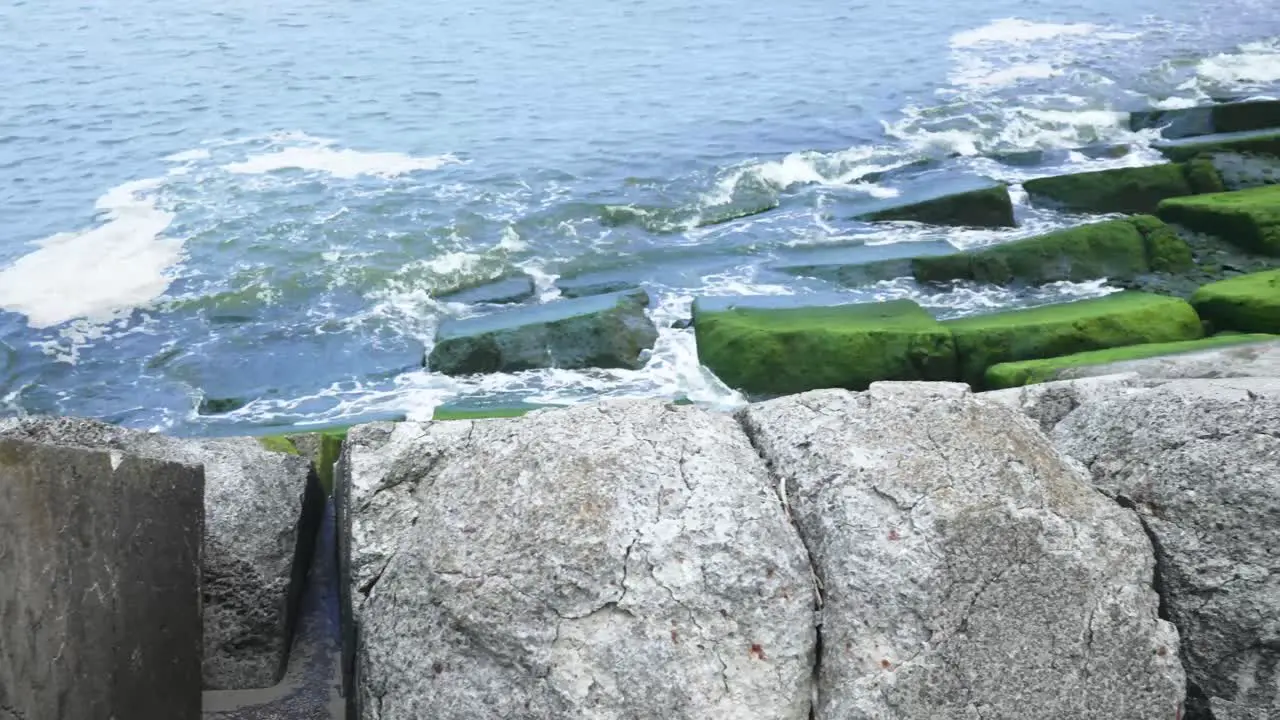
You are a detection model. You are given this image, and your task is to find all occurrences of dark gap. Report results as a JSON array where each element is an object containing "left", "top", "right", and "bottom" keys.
[{"left": 277, "top": 463, "right": 327, "bottom": 684}]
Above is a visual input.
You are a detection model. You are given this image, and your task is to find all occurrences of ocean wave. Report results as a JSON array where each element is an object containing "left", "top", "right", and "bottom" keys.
[
  {"left": 223, "top": 137, "right": 462, "bottom": 179},
  {"left": 1189, "top": 37, "right": 1280, "bottom": 93}
]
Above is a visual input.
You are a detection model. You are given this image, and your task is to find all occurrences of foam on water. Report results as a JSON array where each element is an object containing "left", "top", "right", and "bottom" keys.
[
  {"left": 0, "top": 178, "right": 182, "bottom": 329},
  {"left": 223, "top": 133, "right": 462, "bottom": 179},
  {"left": 1191, "top": 37, "right": 1280, "bottom": 92},
  {"left": 949, "top": 19, "right": 1100, "bottom": 49}
]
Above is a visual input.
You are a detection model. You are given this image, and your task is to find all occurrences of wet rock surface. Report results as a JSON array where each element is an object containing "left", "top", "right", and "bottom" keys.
[
  {"left": 338, "top": 402, "right": 817, "bottom": 720},
  {"left": 1053, "top": 378, "right": 1280, "bottom": 718},
  {"left": 0, "top": 416, "right": 322, "bottom": 691},
  {"left": 740, "top": 383, "right": 1186, "bottom": 720}
]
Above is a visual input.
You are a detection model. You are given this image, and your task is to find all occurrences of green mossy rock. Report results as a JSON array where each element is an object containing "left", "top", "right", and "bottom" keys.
[
  {"left": 428, "top": 289, "right": 659, "bottom": 375},
  {"left": 859, "top": 184, "right": 1014, "bottom": 228},
  {"left": 1191, "top": 269, "right": 1280, "bottom": 334},
  {"left": 942, "top": 292, "right": 1203, "bottom": 387},
  {"left": 1155, "top": 129, "right": 1280, "bottom": 163},
  {"left": 694, "top": 298, "right": 958, "bottom": 396},
  {"left": 1022, "top": 163, "right": 1195, "bottom": 214},
  {"left": 911, "top": 217, "right": 1191, "bottom": 287},
  {"left": 984, "top": 333, "right": 1277, "bottom": 389},
  {"left": 256, "top": 435, "right": 300, "bottom": 455},
  {"left": 431, "top": 404, "right": 542, "bottom": 421},
  {"left": 1157, "top": 185, "right": 1280, "bottom": 256},
  {"left": 1130, "top": 100, "right": 1280, "bottom": 139},
  {"left": 1183, "top": 156, "right": 1228, "bottom": 194}
]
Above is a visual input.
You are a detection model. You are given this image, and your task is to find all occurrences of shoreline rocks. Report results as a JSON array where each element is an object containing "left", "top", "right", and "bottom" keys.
[
  {"left": 338, "top": 402, "right": 817, "bottom": 719},
  {"left": 427, "top": 288, "right": 658, "bottom": 375},
  {"left": 1052, "top": 379, "right": 1280, "bottom": 718},
  {"left": 741, "top": 383, "right": 1185, "bottom": 719},
  {"left": 0, "top": 417, "right": 323, "bottom": 691},
  {"left": 0, "top": 438, "right": 204, "bottom": 719}
]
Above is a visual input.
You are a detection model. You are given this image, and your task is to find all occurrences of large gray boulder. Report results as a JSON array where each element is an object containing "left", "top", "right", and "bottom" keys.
[
  {"left": 337, "top": 401, "right": 817, "bottom": 720},
  {"left": 1052, "top": 378, "right": 1280, "bottom": 717},
  {"left": 0, "top": 417, "right": 322, "bottom": 690},
  {"left": 0, "top": 437, "right": 204, "bottom": 719},
  {"left": 981, "top": 372, "right": 1152, "bottom": 432},
  {"left": 427, "top": 288, "right": 659, "bottom": 375},
  {"left": 739, "top": 382, "right": 1186, "bottom": 720}
]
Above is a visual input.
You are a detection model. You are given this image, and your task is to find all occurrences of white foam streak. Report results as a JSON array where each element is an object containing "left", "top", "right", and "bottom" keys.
[
  {"left": 1195, "top": 38, "right": 1280, "bottom": 89},
  {"left": 0, "top": 179, "right": 182, "bottom": 329},
  {"left": 225, "top": 145, "right": 461, "bottom": 179},
  {"left": 950, "top": 19, "right": 1097, "bottom": 49}
]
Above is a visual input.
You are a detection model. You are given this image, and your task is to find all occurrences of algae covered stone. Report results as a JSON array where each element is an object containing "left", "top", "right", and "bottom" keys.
[
  {"left": 769, "top": 239, "right": 957, "bottom": 287},
  {"left": 1155, "top": 129, "right": 1280, "bottom": 163},
  {"left": 693, "top": 298, "right": 957, "bottom": 395},
  {"left": 984, "top": 333, "right": 1277, "bottom": 389},
  {"left": 943, "top": 292, "right": 1204, "bottom": 386},
  {"left": 1023, "top": 163, "right": 1196, "bottom": 214},
  {"left": 858, "top": 182, "right": 1014, "bottom": 228},
  {"left": 428, "top": 288, "right": 658, "bottom": 375},
  {"left": 1158, "top": 185, "right": 1280, "bottom": 256},
  {"left": 912, "top": 217, "right": 1190, "bottom": 287},
  {"left": 1191, "top": 269, "right": 1280, "bottom": 334}
]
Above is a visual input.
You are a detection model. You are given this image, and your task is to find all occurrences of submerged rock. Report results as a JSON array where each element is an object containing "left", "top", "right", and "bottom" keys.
[
  {"left": 1023, "top": 163, "right": 1199, "bottom": 215},
  {"left": 857, "top": 179, "right": 1014, "bottom": 228},
  {"left": 435, "top": 273, "right": 536, "bottom": 305},
  {"left": 911, "top": 216, "right": 1193, "bottom": 287},
  {"left": 337, "top": 402, "right": 817, "bottom": 719},
  {"left": 1053, "top": 379, "right": 1280, "bottom": 717},
  {"left": 0, "top": 417, "right": 323, "bottom": 691},
  {"left": 427, "top": 288, "right": 659, "bottom": 375},
  {"left": 740, "top": 383, "right": 1185, "bottom": 720}
]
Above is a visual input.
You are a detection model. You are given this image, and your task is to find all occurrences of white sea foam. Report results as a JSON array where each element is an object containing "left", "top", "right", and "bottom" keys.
[
  {"left": 225, "top": 144, "right": 461, "bottom": 179},
  {"left": 706, "top": 147, "right": 905, "bottom": 207},
  {"left": 163, "top": 148, "right": 211, "bottom": 163},
  {"left": 0, "top": 178, "right": 183, "bottom": 329},
  {"left": 1193, "top": 38, "right": 1280, "bottom": 90},
  {"left": 950, "top": 19, "right": 1099, "bottom": 49}
]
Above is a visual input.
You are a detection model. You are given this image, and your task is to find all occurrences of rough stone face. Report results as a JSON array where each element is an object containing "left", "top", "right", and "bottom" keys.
[
  {"left": 1052, "top": 379, "right": 1280, "bottom": 717},
  {"left": 740, "top": 383, "right": 1186, "bottom": 720},
  {"left": 981, "top": 372, "right": 1153, "bottom": 433},
  {"left": 0, "top": 417, "right": 322, "bottom": 691},
  {"left": 337, "top": 401, "right": 817, "bottom": 720},
  {"left": 0, "top": 438, "right": 204, "bottom": 719}
]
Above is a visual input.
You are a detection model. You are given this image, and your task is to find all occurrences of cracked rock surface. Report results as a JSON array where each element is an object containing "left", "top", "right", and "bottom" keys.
[
  {"left": 1053, "top": 378, "right": 1280, "bottom": 717},
  {"left": 0, "top": 416, "right": 316, "bottom": 691},
  {"left": 338, "top": 400, "right": 816, "bottom": 720},
  {"left": 740, "top": 382, "right": 1185, "bottom": 720}
]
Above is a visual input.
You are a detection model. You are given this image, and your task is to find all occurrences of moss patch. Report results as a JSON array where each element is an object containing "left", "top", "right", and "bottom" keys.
[
  {"left": 1022, "top": 163, "right": 1195, "bottom": 214},
  {"left": 1184, "top": 156, "right": 1228, "bottom": 194},
  {"left": 1158, "top": 185, "right": 1280, "bottom": 256},
  {"left": 859, "top": 184, "right": 1014, "bottom": 228},
  {"left": 256, "top": 435, "right": 300, "bottom": 455},
  {"left": 431, "top": 405, "right": 541, "bottom": 421},
  {"left": 911, "top": 217, "right": 1190, "bottom": 286},
  {"left": 984, "top": 333, "right": 1277, "bottom": 389},
  {"left": 694, "top": 298, "right": 958, "bottom": 396},
  {"left": 1191, "top": 269, "right": 1280, "bottom": 334},
  {"left": 1156, "top": 130, "right": 1280, "bottom": 163},
  {"left": 943, "top": 292, "right": 1203, "bottom": 387}
]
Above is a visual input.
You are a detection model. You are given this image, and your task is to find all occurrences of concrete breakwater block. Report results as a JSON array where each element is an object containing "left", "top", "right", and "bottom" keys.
[
  {"left": 1131, "top": 99, "right": 1280, "bottom": 139},
  {"left": 855, "top": 175, "right": 1015, "bottom": 228},
  {"left": 0, "top": 417, "right": 323, "bottom": 691},
  {"left": 427, "top": 288, "right": 659, "bottom": 375},
  {"left": 0, "top": 438, "right": 204, "bottom": 719}
]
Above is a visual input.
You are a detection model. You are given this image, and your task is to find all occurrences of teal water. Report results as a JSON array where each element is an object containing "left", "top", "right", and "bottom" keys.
[{"left": 1, "top": 0, "right": 1278, "bottom": 433}]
